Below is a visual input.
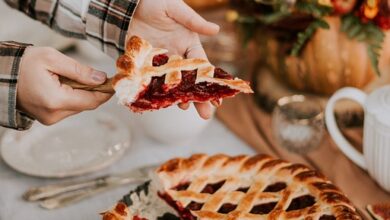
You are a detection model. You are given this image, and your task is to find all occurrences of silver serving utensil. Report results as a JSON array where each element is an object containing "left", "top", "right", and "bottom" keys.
[
  {"left": 39, "top": 185, "right": 118, "bottom": 210},
  {"left": 23, "top": 164, "right": 157, "bottom": 202},
  {"left": 39, "top": 175, "right": 146, "bottom": 209}
]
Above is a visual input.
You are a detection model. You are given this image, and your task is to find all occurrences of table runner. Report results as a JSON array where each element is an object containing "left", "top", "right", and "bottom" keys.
[{"left": 217, "top": 94, "right": 390, "bottom": 219}]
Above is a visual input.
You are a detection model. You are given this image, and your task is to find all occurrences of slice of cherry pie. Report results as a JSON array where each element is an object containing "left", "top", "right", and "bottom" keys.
[
  {"left": 112, "top": 36, "right": 253, "bottom": 112},
  {"left": 101, "top": 154, "right": 361, "bottom": 220}
]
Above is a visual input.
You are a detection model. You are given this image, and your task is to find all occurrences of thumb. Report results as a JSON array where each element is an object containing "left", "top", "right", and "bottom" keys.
[
  {"left": 166, "top": 0, "right": 220, "bottom": 35},
  {"left": 46, "top": 49, "right": 107, "bottom": 85}
]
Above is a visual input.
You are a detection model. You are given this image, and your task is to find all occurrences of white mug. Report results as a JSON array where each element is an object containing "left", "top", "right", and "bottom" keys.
[{"left": 325, "top": 86, "right": 390, "bottom": 192}]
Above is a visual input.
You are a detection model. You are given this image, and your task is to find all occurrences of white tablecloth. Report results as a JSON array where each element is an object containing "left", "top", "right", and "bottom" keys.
[
  {"left": 0, "top": 46, "right": 255, "bottom": 220},
  {"left": 0, "top": 119, "right": 254, "bottom": 220}
]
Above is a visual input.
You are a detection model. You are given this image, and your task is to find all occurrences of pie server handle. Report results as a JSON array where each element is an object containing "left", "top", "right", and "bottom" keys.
[
  {"left": 59, "top": 76, "right": 115, "bottom": 94},
  {"left": 24, "top": 165, "right": 157, "bottom": 202},
  {"left": 23, "top": 175, "right": 111, "bottom": 202},
  {"left": 39, "top": 177, "right": 148, "bottom": 209},
  {"left": 39, "top": 184, "right": 119, "bottom": 210}
]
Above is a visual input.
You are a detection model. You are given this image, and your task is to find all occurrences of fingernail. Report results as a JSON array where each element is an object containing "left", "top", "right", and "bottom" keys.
[
  {"left": 211, "top": 100, "right": 221, "bottom": 107},
  {"left": 209, "top": 22, "right": 220, "bottom": 31},
  {"left": 202, "top": 108, "right": 212, "bottom": 120},
  {"left": 92, "top": 71, "right": 107, "bottom": 83}
]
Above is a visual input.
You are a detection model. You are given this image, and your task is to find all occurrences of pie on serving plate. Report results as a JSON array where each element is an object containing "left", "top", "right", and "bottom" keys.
[
  {"left": 112, "top": 36, "right": 253, "bottom": 112},
  {"left": 101, "top": 154, "right": 361, "bottom": 220}
]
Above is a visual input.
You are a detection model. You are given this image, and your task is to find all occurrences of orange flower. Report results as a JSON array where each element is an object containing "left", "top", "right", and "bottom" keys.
[{"left": 363, "top": 0, "right": 379, "bottom": 19}]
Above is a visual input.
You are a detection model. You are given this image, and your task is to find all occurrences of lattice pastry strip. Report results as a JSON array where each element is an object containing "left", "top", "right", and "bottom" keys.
[{"left": 102, "top": 154, "right": 362, "bottom": 220}]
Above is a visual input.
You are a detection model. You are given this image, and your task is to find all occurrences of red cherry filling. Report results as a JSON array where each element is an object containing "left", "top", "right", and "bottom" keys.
[
  {"left": 158, "top": 180, "right": 227, "bottom": 219},
  {"left": 187, "top": 201, "right": 204, "bottom": 211},
  {"left": 130, "top": 54, "right": 239, "bottom": 112},
  {"left": 286, "top": 195, "right": 316, "bottom": 211},
  {"left": 319, "top": 215, "right": 336, "bottom": 220},
  {"left": 236, "top": 187, "right": 250, "bottom": 193},
  {"left": 201, "top": 180, "right": 226, "bottom": 194},
  {"left": 158, "top": 192, "right": 197, "bottom": 220},
  {"left": 263, "top": 182, "right": 287, "bottom": 192},
  {"left": 173, "top": 182, "right": 191, "bottom": 191},
  {"left": 218, "top": 203, "right": 237, "bottom": 214},
  {"left": 153, "top": 54, "right": 169, "bottom": 66},
  {"left": 250, "top": 202, "right": 278, "bottom": 214}
]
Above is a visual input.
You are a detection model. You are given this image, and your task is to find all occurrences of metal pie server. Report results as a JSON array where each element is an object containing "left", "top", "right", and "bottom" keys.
[{"left": 23, "top": 164, "right": 157, "bottom": 203}]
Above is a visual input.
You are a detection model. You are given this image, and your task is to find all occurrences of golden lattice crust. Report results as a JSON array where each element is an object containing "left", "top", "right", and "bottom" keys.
[
  {"left": 101, "top": 203, "right": 129, "bottom": 220},
  {"left": 102, "top": 154, "right": 361, "bottom": 220},
  {"left": 112, "top": 36, "right": 253, "bottom": 106}
]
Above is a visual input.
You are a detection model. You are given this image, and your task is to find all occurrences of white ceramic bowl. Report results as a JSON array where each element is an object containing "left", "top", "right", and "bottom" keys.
[{"left": 133, "top": 105, "right": 214, "bottom": 145}]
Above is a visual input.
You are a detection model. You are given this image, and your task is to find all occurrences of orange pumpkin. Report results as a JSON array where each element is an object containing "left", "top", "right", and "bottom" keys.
[{"left": 260, "top": 16, "right": 390, "bottom": 96}]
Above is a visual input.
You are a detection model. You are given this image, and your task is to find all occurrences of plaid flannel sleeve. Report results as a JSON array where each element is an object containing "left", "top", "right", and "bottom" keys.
[
  {"left": 0, "top": 42, "right": 34, "bottom": 130},
  {"left": 4, "top": 0, "right": 139, "bottom": 58},
  {"left": 86, "top": 0, "right": 139, "bottom": 57},
  {"left": 1, "top": 0, "right": 138, "bottom": 130}
]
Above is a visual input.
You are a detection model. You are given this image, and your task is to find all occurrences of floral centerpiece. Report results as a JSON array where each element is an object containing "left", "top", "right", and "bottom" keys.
[{"left": 229, "top": 0, "right": 390, "bottom": 95}]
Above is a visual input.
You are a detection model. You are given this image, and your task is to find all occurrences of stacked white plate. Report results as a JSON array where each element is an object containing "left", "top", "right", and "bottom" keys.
[{"left": 0, "top": 111, "right": 131, "bottom": 178}]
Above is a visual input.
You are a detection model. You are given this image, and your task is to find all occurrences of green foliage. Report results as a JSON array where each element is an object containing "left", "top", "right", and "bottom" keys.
[
  {"left": 239, "top": 22, "right": 257, "bottom": 47},
  {"left": 295, "top": 0, "right": 333, "bottom": 17},
  {"left": 290, "top": 19, "right": 330, "bottom": 56},
  {"left": 341, "top": 14, "right": 385, "bottom": 75},
  {"left": 235, "top": 0, "right": 385, "bottom": 75},
  {"left": 237, "top": 2, "right": 292, "bottom": 25},
  {"left": 237, "top": 0, "right": 333, "bottom": 51},
  {"left": 237, "top": 11, "right": 291, "bottom": 25}
]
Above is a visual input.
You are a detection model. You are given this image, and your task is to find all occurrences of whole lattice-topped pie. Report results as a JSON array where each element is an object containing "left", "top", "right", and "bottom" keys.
[
  {"left": 112, "top": 36, "right": 253, "bottom": 112},
  {"left": 101, "top": 154, "right": 361, "bottom": 220}
]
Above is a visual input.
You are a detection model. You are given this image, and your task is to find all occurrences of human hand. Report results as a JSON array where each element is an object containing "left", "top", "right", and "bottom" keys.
[
  {"left": 17, "top": 47, "right": 112, "bottom": 125},
  {"left": 128, "top": 0, "right": 220, "bottom": 119}
]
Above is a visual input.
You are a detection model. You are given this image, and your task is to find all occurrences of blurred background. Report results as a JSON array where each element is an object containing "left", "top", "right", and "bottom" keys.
[{"left": 0, "top": 1, "right": 76, "bottom": 52}]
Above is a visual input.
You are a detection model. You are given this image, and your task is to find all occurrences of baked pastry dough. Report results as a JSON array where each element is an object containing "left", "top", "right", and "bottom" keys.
[
  {"left": 113, "top": 36, "right": 253, "bottom": 112},
  {"left": 102, "top": 154, "right": 361, "bottom": 220}
]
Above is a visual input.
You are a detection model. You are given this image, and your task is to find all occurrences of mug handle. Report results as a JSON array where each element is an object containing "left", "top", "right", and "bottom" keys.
[{"left": 325, "top": 87, "right": 367, "bottom": 170}]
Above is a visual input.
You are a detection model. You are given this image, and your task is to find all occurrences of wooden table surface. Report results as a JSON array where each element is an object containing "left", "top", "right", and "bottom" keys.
[{"left": 217, "top": 94, "right": 390, "bottom": 219}]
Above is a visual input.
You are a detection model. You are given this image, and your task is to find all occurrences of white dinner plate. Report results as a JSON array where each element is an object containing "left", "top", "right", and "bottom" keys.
[{"left": 0, "top": 111, "right": 131, "bottom": 178}]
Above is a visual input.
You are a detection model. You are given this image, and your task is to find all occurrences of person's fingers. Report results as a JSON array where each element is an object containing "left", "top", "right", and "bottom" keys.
[
  {"left": 59, "top": 85, "right": 112, "bottom": 111},
  {"left": 166, "top": 0, "right": 220, "bottom": 35},
  {"left": 211, "top": 99, "right": 223, "bottom": 107},
  {"left": 186, "top": 38, "right": 214, "bottom": 119},
  {"left": 38, "top": 110, "right": 79, "bottom": 126},
  {"left": 178, "top": 103, "right": 190, "bottom": 110},
  {"left": 194, "top": 102, "right": 213, "bottom": 120},
  {"left": 66, "top": 91, "right": 112, "bottom": 111},
  {"left": 185, "top": 38, "right": 208, "bottom": 60},
  {"left": 44, "top": 48, "right": 107, "bottom": 86}
]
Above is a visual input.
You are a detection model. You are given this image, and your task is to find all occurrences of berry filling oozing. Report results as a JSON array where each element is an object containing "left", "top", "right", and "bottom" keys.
[
  {"left": 158, "top": 192, "right": 197, "bottom": 220},
  {"left": 130, "top": 54, "right": 239, "bottom": 111},
  {"left": 133, "top": 216, "right": 148, "bottom": 220}
]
